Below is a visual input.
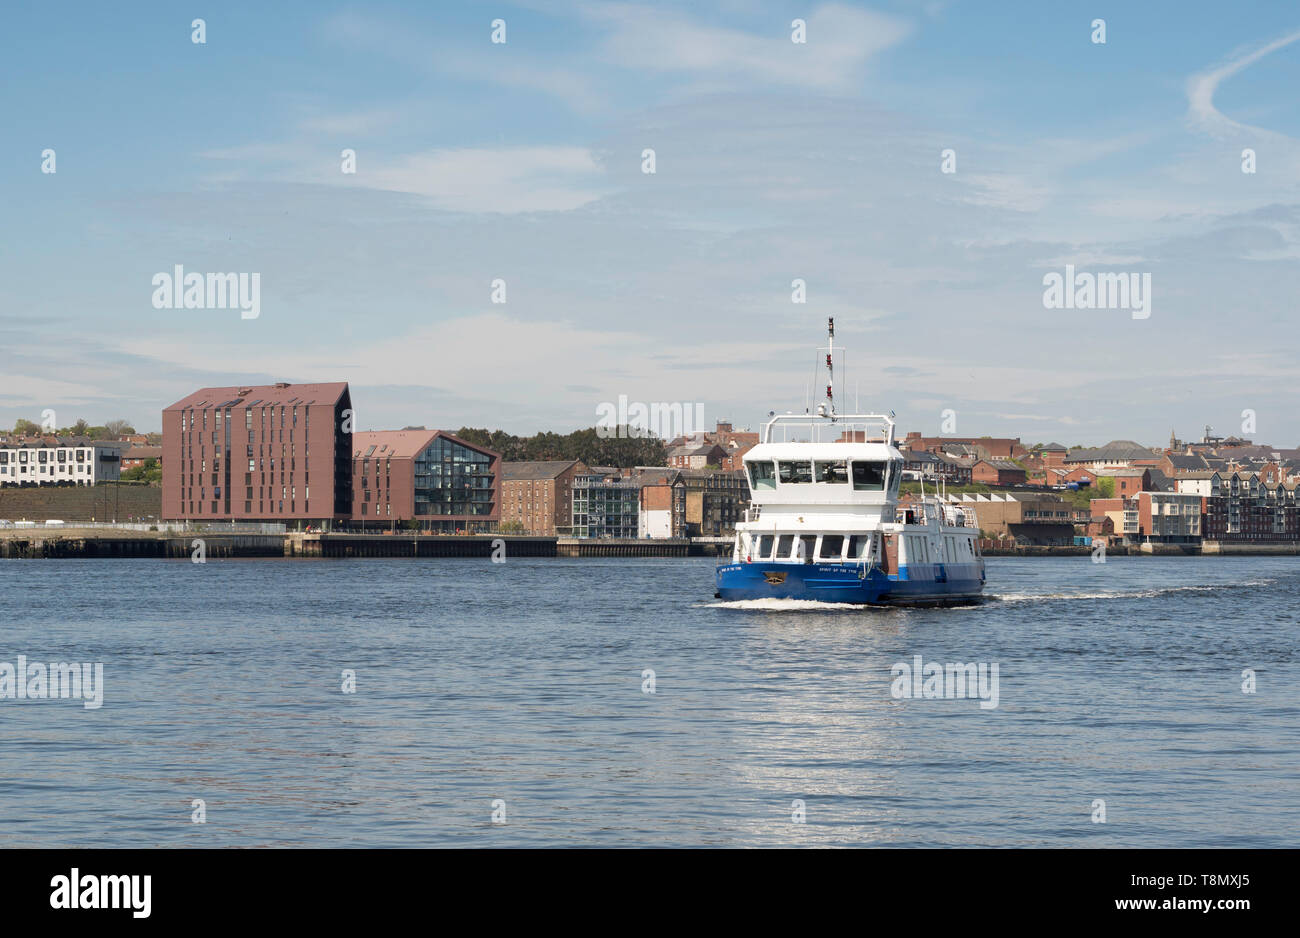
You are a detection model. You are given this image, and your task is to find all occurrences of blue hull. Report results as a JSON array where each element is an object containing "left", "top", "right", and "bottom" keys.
[{"left": 715, "top": 561, "right": 985, "bottom": 606}]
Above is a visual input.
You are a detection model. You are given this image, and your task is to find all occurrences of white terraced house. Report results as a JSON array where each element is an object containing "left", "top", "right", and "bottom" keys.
[{"left": 0, "top": 439, "right": 123, "bottom": 485}]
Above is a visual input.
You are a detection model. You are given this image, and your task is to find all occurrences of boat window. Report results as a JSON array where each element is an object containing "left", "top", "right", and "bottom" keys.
[
  {"left": 846, "top": 534, "right": 870, "bottom": 560},
  {"left": 776, "top": 534, "right": 794, "bottom": 558},
  {"left": 818, "top": 534, "right": 844, "bottom": 561},
  {"left": 887, "top": 459, "right": 902, "bottom": 497},
  {"left": 778, "top": 460, "right": 812, "bottom": 484},
  {"left": 756, "top": 534, "right": 774, "bottom": 558},
  {"left": 851, "top": 461, "right": 886, "bottom": 491},
  {"left": 748, "top": 461, "right": 776, "bottom": 491},
  {"left": 815, "top": 460, "right": 848, "bottom": 483},
  {"left": 797, "top": 535, "right": 817, "bottom": 562}
]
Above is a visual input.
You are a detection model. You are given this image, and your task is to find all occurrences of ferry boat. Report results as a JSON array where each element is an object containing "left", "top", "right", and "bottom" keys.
[{"left": 715, "top": 320, "right": 985, "bottom": 605}]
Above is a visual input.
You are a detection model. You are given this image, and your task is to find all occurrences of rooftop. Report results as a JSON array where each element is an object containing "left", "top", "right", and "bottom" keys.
[
  {"left": 164, "top": 381, "right": 349, "bottom": 411},
  {"left": 352, "top": 428, "right": 440, "bottom": 460},
  {"left": 501, "top": 460, "right": 585, "bottom": 481}
]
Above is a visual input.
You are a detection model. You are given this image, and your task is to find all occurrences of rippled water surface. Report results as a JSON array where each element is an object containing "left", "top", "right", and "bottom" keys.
[{"left": 2, "top": 556, "right": 1297, "bottom": 847}]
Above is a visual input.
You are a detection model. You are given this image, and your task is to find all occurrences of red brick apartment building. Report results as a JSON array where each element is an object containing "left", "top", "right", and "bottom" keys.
[
  {"left": 352, "top": 429, "right": 500, "bottom": 533},
  {"left": 499, "top": 460, "right": 588, "bottom": 535},
  {"left": 162, "top": 382, "right": 354, "bottom": 526}
]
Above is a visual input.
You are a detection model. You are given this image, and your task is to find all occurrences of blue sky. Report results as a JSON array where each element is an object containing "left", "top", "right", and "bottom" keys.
[{"left": 3, "top": 0, "right": 1300, "bottom": 447}]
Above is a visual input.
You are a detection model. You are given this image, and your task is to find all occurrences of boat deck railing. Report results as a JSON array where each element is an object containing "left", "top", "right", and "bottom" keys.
[{"left": 761, "top": 412, "right": 896, "bottom": 446}]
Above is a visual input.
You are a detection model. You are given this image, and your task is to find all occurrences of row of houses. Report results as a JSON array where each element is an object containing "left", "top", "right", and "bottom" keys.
[{"left": 0, "top": 438, "right": 125, "bottom": 485}]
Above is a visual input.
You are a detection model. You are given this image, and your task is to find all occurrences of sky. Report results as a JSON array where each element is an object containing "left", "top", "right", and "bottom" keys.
[{"left": 3, "top": 0, "right": 1300, "bottom": 448}]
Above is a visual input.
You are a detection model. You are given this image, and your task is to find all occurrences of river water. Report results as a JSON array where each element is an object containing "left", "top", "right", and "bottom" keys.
[{"left": 2, "top": 555, "right": 1296, "bottom": 846}]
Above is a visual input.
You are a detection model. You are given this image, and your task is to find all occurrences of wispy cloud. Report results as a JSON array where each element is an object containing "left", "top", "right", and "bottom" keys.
[
  {"left": 361, "top": 146, "right": 607, "bottom": 213},
  {"left": 1187, "top": 27, "right": 1300, "bottom": 138},
  {"left": 584, "top": 2, "right": 912, "bottom": 90}
]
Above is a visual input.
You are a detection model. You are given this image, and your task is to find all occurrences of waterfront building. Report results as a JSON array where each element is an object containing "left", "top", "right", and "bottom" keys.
[
  {"left": 351, "top": 428, "right": 500, "bottom": 533},
  {"left": 1089, "top": 497, "right": 1139, "bottom": 540},
  {"left": 162, "top": 381, "right": 353, "bottom": 527},
  {"left": 500, "top": 460, "right": 588, "bottom": 535},
  {"left": 672, "top": 469, "right": 748, "bottom": 537},
  {"left": 570, "top": 466, "right": 749, "bottom": 539},
  {"left": 1200, "top": 470, "right": 1300, "bottom": 542},
  {"left": 944, "top": 492, "right": 1074, "bottom": 545},
  {"left": 0, "top": 438, "right": 123, "bottom": 486},
  {"left": 637, "top": 469, "right": 679, "bottom": 538},
  {"left": 1135, "top": 491, "right": 1203, "bottom": 543},
  {"left": 572, "top": 471, "right": 641, "bottom": 538}
]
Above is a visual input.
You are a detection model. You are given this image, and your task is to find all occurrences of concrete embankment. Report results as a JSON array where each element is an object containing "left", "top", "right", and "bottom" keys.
[
  {"left": 1201, "top": 541, "right": 1300, "bottom": 555},
  {"left": 1, "top": 529, "right": 736, "bottom": 559},
  {"left": 285, "top": 533, "right": 557, "bottom": 558},
  {"left": 6, "top": 529, "right": 1300, "bottom": 559},
  {"left": 0, "top": 527, "right": 282, "bottom": 559}
]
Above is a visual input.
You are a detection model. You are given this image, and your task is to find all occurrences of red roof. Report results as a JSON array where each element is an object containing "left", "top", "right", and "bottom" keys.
[
  {"left": 352, "top": 429, "right": 438, "bottom": 459},
  {"left": 352, "top": 429, "right": 499, "bottom": 461},
  {"left": 163, "top": 381, "right": 349, "bottom": 411}
]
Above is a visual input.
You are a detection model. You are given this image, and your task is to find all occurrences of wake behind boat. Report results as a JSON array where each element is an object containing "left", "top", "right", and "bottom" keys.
[{"left": 714, "top": 319, "right": 986, "bottom": 606}]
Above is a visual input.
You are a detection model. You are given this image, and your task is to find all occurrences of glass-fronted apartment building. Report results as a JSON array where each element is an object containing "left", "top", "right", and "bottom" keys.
[
  {"left": 352, "top": 428, "right": 499, "bottom": 533},
  {"left": 571, "top": 473, "right": 641, "bottom": 538}
]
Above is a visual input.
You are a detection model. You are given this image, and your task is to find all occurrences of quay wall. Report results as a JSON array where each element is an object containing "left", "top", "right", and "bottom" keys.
[{"left": 6, "top": 528, "right": 1300, "bottom": 559}]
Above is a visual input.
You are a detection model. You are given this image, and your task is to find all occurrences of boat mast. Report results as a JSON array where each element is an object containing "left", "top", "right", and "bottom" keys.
[{"left": 824, "top": 317, "right": 835, "bottom": 420}]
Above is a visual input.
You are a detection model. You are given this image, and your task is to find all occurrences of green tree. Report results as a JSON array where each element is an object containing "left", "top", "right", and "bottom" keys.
[
  {"left": 453, "top": 426, "right": 667, "bottom": 468},
  {"left": 120, "top": 458, "right": 162, "bottom": 485}
]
